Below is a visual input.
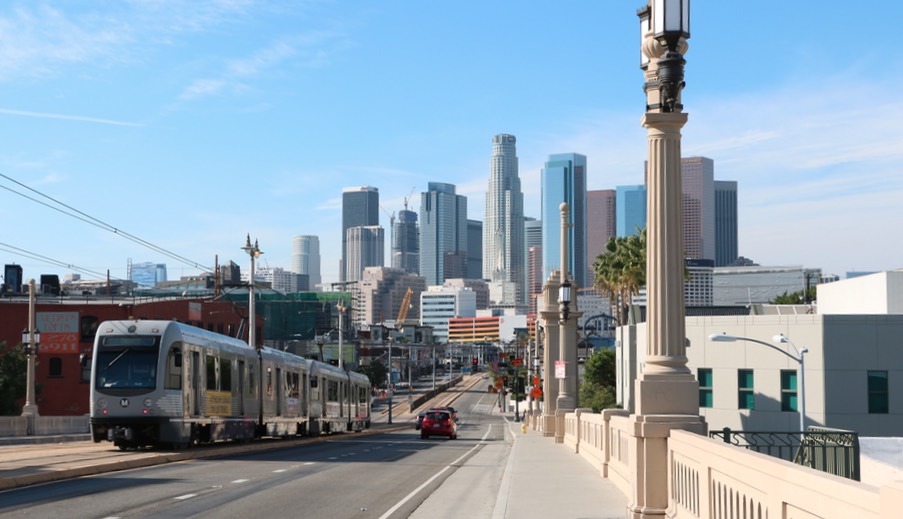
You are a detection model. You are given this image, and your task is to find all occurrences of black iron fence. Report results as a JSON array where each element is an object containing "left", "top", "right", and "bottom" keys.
[{"left": 710, "top": 426, "right": 860, "bottom": 481}]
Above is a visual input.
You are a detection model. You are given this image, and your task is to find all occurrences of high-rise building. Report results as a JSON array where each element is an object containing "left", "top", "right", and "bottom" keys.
[
  {"left": 466, "top": 219, "right": 483, "bottom": 280},
  {"left": 681, "top": 157, "right": 716, "bottom": 261},
  {"left": 392, "top": 209, "right": 419, "bottom": 274},
  {"left": 715, "top": 180, "right": 739, "bottom": 267},
  {"left": 586, "top": 189, "right": 616, "bottom": 284},
  {"left": 292, "top": 235, "right": 321, "bottom": 290},
  {"left": 345, "top": 226, "right": 384, "bottom": 282},
  {"left": 527, "top": 245, "right": 543, "bottom": 315},
  {"left": 420, "top": 285, "right": 477, "bottom": 343},
  {"left": 256, "top": 266, "right": 308, "bottom": 293},
  {"left": 616, "top": 185, "right": 647, "bottom": 238},
  {"left": 3, "top": 264, "right": 23, "bottom": 294},
  {"left": 342, "top": 186, "right": 379, "bottom": 282},
  {"left": 541, "top": 153, "right": 588, "bottom": 288},
  {"left": 483, "top": 134, "right": 525, "bottom": 306},
  {"left": 355, "top": 266, "right": 426, "bottom": 328},
  {"left": 130, "top": 262, "right": 167, "bottom": 289},
  {"left": 419, "top": 182, "right": 467, "bottom": 286}
]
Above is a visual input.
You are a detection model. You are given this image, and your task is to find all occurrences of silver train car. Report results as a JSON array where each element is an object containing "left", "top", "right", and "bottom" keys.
[{"left": 89, "top": 320, "right": 371, "bottom": 450}]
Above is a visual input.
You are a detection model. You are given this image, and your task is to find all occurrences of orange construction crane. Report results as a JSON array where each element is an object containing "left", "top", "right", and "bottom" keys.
[{"left": 397, "top": 287, "right": 413, "bottom": 323}]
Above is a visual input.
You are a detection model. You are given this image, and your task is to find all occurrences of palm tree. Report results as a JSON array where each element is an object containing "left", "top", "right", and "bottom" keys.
[{"left": 592, "top": 229, "right": 647, "bottom": 326}]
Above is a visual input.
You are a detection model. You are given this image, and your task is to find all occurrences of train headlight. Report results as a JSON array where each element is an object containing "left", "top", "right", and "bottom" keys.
[
  {"left": 144, "top": 398, "right": 153, "bottom": 407},
  {"left": 97, "top": 398, "right": 107, "bottom": 409}
]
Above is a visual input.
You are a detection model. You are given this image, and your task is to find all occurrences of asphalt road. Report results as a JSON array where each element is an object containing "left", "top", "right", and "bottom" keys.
[{"left": 0, "top": 385, "right": 510, "bottom": 519}]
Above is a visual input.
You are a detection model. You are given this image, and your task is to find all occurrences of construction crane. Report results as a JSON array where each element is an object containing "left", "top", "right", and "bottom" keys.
[
  {"left": 403, "top": 186, "right": 416, "bottom": 211},
  {"left": 396, "top": 287, "right": 413, "bottom": 324}
]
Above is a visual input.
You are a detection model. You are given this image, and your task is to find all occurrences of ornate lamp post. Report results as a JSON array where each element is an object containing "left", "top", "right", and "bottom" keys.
[
  {"left": 555, "top": 202, "right": 578, "bottom": 413},
  {"left": 629, "top": 1, "right": 705, "bottom": 518},
  {"left": 241, "top": 235, "right": 263, "bottom": 349},
  {"left": 21, "top": 279, "right": 40, "bottom": 421}
]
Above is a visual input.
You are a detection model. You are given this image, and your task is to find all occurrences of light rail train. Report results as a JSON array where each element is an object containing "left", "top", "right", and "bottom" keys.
[{"left": 89, "top": 320, "right": 370, "bottom": 450}]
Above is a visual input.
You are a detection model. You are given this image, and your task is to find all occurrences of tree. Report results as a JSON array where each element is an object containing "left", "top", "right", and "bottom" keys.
[
  {"left": 578, "top": 348, "right": 618, "bottom": 413},
  {"left": 592, "top": 229, "right": 647, "bottom": 325},
  {"left": 0, "top": 342, "right": 27, "bottom": 415},
  {"left": 358, "top": 360, "right": 388, "bottom": 389},
  {"left": 771, "top": 287, "right": 817, "bottom": 305}
]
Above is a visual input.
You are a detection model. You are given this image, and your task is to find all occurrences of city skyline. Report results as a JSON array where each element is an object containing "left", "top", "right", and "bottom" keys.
[{"left": 1, "top": 2, "right": 902, "bottom": 284}]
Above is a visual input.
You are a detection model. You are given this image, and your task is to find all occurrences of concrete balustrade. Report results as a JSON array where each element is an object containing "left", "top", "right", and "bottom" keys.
[{"left": 556, "top": 408, "right": 903, "bottom": 518}]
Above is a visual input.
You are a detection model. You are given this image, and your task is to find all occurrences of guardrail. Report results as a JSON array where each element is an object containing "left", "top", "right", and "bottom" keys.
[{"left": 0, "top": 415, "right": 89, "bottom": 437}]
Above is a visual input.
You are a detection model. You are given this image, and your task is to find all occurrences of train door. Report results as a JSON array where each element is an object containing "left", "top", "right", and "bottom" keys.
[
  {"left": 238, "top": 360, "right": 246, "bottom": 415},
  {"left": 191, "top": 351, "right": 201, "bottom": 417},
  {"left": 276, "top": 368, "right": 283, "bottom": 416}
]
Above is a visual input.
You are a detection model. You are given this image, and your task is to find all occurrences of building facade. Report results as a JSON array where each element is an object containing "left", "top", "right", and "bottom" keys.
[
  {"left": 681, "top": 156, "right": 716, "bottom": 261},
  {"left": 345, "top": 226, "right": 384, "bottom": 283},
  {"left": 392, "top": 209, "right": 419, "bottom": 274},
  {"left": 466, "top": 219, "right": 483, "bottom": 280},
  {"left": 420, "top": 285, "right": 477, "bottom": 343},
  {"left": 714, "top": 180, "right": 738, "bottom": 267},
  {"left": 129, "top": 262, "right": 167, "bottom": 289},
  {"left": 419, "top": 182, "right": 468, "bottom": 286},
  {"left": 355, "top": 266, "right": 426, "bottom": 328},
  {"left": 616, "top": 185, "right": 646, "bottom": 238},
  {"left": 586, "top": 189, "right": 616, "bottom": 285},
  {"left": 291, "top": 235, "right": 321, "bottom": 290},
  {"left": 341, "top": 186, "right": 380, "bottom": 282},
  {"left": 541, "top": 153, "right": 588, "bottom": 288},
  {"left": 484, "top": 133, "right": 526, "bottom": 306}
]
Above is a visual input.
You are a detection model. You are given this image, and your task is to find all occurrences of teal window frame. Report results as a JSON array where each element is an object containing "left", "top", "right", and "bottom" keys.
[
  {"left": 781, "top": 370, "right": 798, "bottom": 412},
  {"left": 738, "top": 369, "right": 754, "bottom": 410},
  {"left": 698, "top": 368, "right": 713, "bottom": 408},
  {"left": 868, "top": 370, "right": 889, "bottom": 414}
]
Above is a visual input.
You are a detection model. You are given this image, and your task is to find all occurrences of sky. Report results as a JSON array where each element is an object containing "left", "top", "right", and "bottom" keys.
[{"left": 1, "top": 1, "right": 902, "bottom": 287}]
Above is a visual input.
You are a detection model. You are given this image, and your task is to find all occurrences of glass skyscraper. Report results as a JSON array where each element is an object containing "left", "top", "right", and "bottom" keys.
[
  {"left": 392, "top": 209, "right": 419, "bottom": 274},
  {"left": 419, "top": 182, "right": 467, "bottom": 286},
  {"left": 291, "top": 235, "right": 321, "bottom": 290},
  {"left": 130, "top": 262, "right": 167, "bottom": 289},
  {"left": 483, "top": 134, "right": 525, "bottom": 305},
  {"left": 541, "top": 153, "right": 588, "bottom": 288},
  {"left": 616, "top": 185, "right": 647, "bottom": 238},
  {"left": 342, "top": 186, "right": 379, "bottom": 282}
]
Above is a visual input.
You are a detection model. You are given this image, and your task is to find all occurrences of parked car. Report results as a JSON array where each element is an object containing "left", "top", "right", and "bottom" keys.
[
  {"left": 420, "top": 410, "right": 457, "bottom": 440},
  {"left": 415, "top": 411, "right": 426, "bottom": 430}
]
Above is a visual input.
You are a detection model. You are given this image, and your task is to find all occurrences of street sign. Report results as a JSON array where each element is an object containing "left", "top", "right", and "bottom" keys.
[
  {"left": 512, "top": 358, "right": 523, "bottom": 366},
  {"left": 555, "top": 360, "right": 566, "bottom": 379}
]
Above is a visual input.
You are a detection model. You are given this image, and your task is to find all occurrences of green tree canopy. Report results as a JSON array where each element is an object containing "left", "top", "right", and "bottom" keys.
[
  {"left": 0, "top": 342, "right": 27, "bottom": 415},
  {"left": 592, "top": 229, "right": 646, "bottom": 325},
  {"left": 578, "top": 348, "right": 618, "bottom": 413}
]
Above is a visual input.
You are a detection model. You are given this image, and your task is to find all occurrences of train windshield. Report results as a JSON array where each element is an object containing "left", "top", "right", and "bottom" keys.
[{"left": 95, "top": 336, "right": 160, "bottom": 390}]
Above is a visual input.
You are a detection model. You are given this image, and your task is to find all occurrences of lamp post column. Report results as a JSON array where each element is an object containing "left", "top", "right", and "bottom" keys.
[
  {"left": 539, "top": 275, "right": 560, "bottom": 437},
  {"left": 556, "top": 203, "right": 578, "bottom": 414},
  {"left": 22, "top": 279, "right": 39, "bottom": 422},
  {"left": 628, "top": 3, "right": 705, "bottom": 518},
  {"left": 242, "top": 235, "right": 262, "bottom": 349}
]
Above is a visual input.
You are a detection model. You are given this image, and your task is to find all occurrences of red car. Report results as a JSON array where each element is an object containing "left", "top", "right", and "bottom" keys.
[{"left": 420, "top": 410, "right": 457, "bottom": 440}]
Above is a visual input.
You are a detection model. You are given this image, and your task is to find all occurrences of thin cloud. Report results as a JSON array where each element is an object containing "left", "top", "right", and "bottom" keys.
[{"left": 0, "top": 108, "right": 142, "bottom": 127}]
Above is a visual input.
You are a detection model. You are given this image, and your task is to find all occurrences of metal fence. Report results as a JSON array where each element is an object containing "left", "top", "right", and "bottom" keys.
[{"left": 710, "top": 426, "right": 860, "bottom": 481}]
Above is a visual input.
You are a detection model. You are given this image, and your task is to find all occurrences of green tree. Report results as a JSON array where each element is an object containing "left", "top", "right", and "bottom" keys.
[
  {"left": 592, "top": 230, "right": 647, "bottom": 326},
  {"left": 358, "top": 360, "right": 388, "bottom": 388},
  {"left": 578, "top": 348, "right": 618, "bottom": 413},
  {"left": 771, "top": 287, "right": 817, "bottom": 305},
  {"left": 0, "top": 342, "right": 27, "bottom": 415}
]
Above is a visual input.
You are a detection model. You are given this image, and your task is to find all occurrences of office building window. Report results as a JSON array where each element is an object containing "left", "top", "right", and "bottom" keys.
[
  {"left": 868, "top": 370, "right": 889, "bottom": 414},
  {"left": 698, "top": 368, "right": 713, "bottom": 408},
  {"left": 48, "top": 357, "right": 63, "bottom": 378},
  {"left": 781, "top": 370, "right": 798, "bottom": 412},
  {"left": 738, "top": 369, "right": 754, "bottom": 410}
]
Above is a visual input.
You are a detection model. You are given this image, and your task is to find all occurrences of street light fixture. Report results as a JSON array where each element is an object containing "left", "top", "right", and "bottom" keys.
[
  {"left": 558, "top": 279, "right": 572, "bottom": 323},
  {"left": 708, "top": 333, "right": 809, "bottom": 432},
  {"left": 21, "top": 278, "right": 40, "bottom": 419},
  {"left": 241, "top": 235, "right": 263, "bottom": 349}
]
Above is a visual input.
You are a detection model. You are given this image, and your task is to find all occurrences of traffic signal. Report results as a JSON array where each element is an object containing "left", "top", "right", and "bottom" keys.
[{"left": 502, "top": 375, "right": 508, "bottom": 387}]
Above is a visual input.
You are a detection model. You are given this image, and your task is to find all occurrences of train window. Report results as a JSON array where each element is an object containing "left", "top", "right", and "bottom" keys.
[
  {"left": 221, "top": 358, "right": 232, "bottom": 391},
  {"left": 165, "top": 347, "right": 182, "bottom": 390},
  {"left": 288, "top": 372, "right": 300, "bottom": 398},
  {"left": 248, "top": 364, "right": 256, "bottom": 396},
  {"left": 206, "top": 355, "right": 217, "bottom": 390},
  {"left": 310, "top": 377, "right": 318, "bottom": 389}
]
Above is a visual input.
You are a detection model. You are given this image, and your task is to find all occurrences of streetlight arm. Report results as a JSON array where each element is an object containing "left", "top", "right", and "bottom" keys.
[{"left": 708, "top": 334, "right": 802, "bottom": 363}]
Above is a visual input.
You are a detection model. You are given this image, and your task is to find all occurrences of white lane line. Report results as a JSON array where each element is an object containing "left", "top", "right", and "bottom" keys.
[
  {"left": 273, "top": 469, "right": 287, "bottom": 473},
  {"left": 378, "top": 439, "right": 484, "bottom": 519},
  {"left": 304, "top": 462, "right": 315, "bottom": 466},
  {"left": 173, "top": 494, "right": 197, "bottom": 501},
  {"left": 492, "top": 422, "right": 518, "bottom": 519},
  {"left": 232, "top": 479, "right": 250, "bottom": 484}
]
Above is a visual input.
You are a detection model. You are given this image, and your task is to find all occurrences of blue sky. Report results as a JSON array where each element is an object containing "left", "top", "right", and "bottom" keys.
[{"left": 1, "top": 1, "right": 901, "bottom": 286}]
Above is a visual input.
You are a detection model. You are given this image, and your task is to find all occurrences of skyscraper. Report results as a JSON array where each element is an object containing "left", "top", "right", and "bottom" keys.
[
  {"left": 466, "top": 219, "right": 483, "bottom": 280},
  {"left": 715, "top": 180, "right": 739, "bottom": 267},
  {"left": 616, "top": 185, "right": 647, "bottom": 238},
  {"left": 586, "top": 189, "right": 616, "bottom": 285},
  {"left": 130, "top": 262, "right": 167, "bottom": 289},
  {"left": 292, "top": 235, "right": 321, "bottom": 290},
  {"left": 483, "top": 134, "right": 525, "bottom": 305},
  {"left": 681, "top": 157, "right": 715, "bottom": 261},
  {"left": 342, "top": 186, "right": 379, "bottom": 282},
  {"left": 392, "top": 209, "right": 419, "bottom": 274},
  {"left": 345, "top": 226, "right": 384, "bottom": 282},
  {"left": 541, "top": 153, "right": 588, "bottom": 288},
  {"left": 419, "top": 182, "right": 468, "bottom": 286}
]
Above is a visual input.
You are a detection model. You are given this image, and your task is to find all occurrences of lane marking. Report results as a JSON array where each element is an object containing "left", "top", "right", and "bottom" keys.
[
  {"left": 232, "top": 479, "right": 249, "bottom": 484},
  {"left": 173, "top": 494, "right": 196, "bottom": 501},
  {"left": 273, "top": 469, "right": 287, "bottom": 473}
]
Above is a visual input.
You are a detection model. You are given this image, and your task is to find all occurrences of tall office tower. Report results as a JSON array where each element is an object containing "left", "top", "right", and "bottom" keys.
[
  {"left": 419, "top": 182, "right": 468, "bottom": 286},
  {"left": 681, "top": 157, "right": 716, "bottom": 261},
  {"left": 527, "top": 245, "right": 543, "bottom": 315},
  {"left": 586, "top": 189, "right": 616, "bottom": 284},
  {"left": 345, "top": 225, "right": 384, "bottom": 282},
  {"left": 466, "top": 219, "right": 483, "bottom": 280},
  {"left": 292, "top": 235, "right": 321, "bottom": 290},
  {"left": 541, "top": 153, "right": 588, "bottom": 288},
  {"left": 130, "top": 262, "right": 167, "bottom": 289},
  {"left": 342, "top": 186, "right": 379, "bottom": 282},
  {"left": 616, "top": 185, "right": 647, "bottom": 238},
  {"left": 483, "top": 133, "right": 525, "bottom": 305},
  {"left": 524, "top": 218, "right": 542, "bottom": 261},
  {"left": 714, "top": 180, "right": 739, "bottom": 267},
  {"left": 392, "top": 209, "right": 419, "bottom": 274}
]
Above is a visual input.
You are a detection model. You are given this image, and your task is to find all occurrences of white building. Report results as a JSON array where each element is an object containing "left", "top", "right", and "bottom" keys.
[
  {"left": 420, "top": 285, "right": 477, "bottom": 343},
  {"left": 713, "top": 265, "right": 820, "bottom": 306},
  {"left": 617, "top": 269, "right": 903, "bottom": 436}
]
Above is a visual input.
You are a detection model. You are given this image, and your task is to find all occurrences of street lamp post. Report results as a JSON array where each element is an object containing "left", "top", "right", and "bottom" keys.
[
  {"left": 336, "top": 300, "right": 346, "bottom": 369},
  {"left": 241, "top": 235, "right": 263, "bottom": 349},
  {"left": 21, "top": 278, "right": 40, "bottom": 421},
  {"left": 709, "top": 333, "right": 809, "bottom": 432},
  {"left": 556, "top": 202, "right": 577, "bottom": 412}
]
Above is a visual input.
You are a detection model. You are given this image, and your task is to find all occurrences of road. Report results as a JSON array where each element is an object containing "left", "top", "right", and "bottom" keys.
[{"left": 0, "top": 384, "right": 514, "bottom": 519}]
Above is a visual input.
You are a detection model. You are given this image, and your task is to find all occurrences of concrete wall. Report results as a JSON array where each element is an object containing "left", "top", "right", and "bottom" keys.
[{"left": 818, "top": 270, "right": 903, "bottom": 315}]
